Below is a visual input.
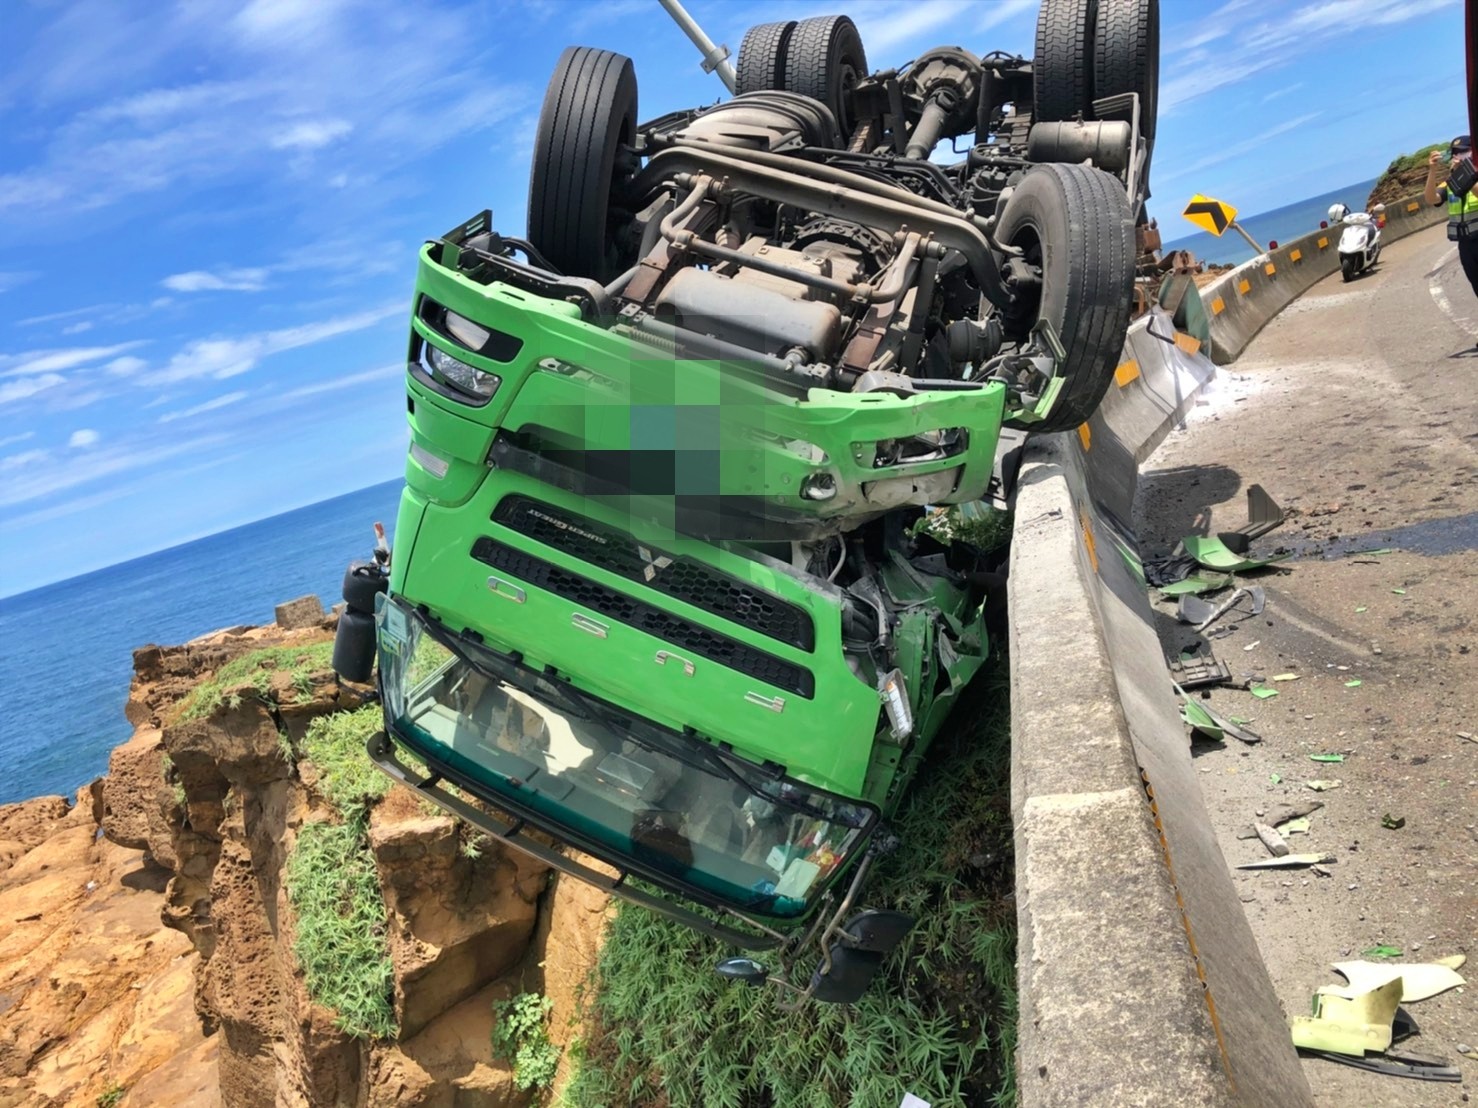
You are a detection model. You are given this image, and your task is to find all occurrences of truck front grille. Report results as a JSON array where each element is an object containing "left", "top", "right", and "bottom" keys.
[
  {"left": 470, "top": 537, "right": 815, "bottom": 699},
  {"left": 491, "top": 495, "right": 815, "bottom": 651}
]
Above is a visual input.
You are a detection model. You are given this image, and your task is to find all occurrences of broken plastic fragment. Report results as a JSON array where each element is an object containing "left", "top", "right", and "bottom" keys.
[
  {"left": 1244, "top": 640, "right": 1260, "bottom": 651},
  {"left": 1361, "top": 945, "right": 1403, "bottom": 960},
  {"left": 1158, "top": 572, "right": 1235, "bottom": 597},
  {"left": 1180, "top": 698, "right": 1224, "bottom": 741},
  {"left": 1272, "top": 673, "right": 1301, "bottom": 682},
  {"left": 1182, "top": 534, "right": 1288, "bottom": 572},
  {"left": 1391, "top": 588, "right": 1406, "bottom": 595},
  {"left": 1344, "top": 679, "right": 1363, "bottom": 688},
  {"left": 1269, "top": 773, "right": 1282, "bottom": 784},
  {"left": 1237, "top": 852, "right": 1335, "bottom": 869},
  {"left": 1250, "top": 685, "right": 1279, "bottom": 699},
  {"left": 1322, "top": 960, "right": 1466, "bottom": 1002},
  {"left": 1277, "top": 817, "right": 1311, "bottom": 836},
  {"left": 1292, "top": 977, "right": 1403, "bottom": 1056},
  {"left": 1355, "top": 605, "right": 1368, "bottom": 613},
  {"left": 1381, "top": 814, "right": 1405, "bottom": 830},
  {"left": 1305, "top": 779, "right": 1341, "bottom": 791},
  {"left": 1309, "top": 754, "right": 1345, "bottom": 763}
]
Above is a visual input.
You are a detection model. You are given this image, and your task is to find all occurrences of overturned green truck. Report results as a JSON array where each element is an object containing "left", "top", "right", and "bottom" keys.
[{"left": 333, "top": 0, "right": 1159, "bottom": 1004}]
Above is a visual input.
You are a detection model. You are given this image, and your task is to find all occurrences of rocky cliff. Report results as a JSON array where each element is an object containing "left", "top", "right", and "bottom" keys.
[{"left": 0, "top": 614, "right": 610, "bottom": 1107}]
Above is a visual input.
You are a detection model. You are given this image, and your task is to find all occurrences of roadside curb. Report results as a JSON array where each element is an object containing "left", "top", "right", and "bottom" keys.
[
  {"left": 1009, "top": 310, "right": 1315, "bottom": 1106},
  {"left": 1201, "top": 190, "right": 1446, "bottom": 364}
]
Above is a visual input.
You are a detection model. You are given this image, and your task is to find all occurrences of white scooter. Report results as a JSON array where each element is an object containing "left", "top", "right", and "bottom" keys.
[{"left": 1329, "top": 202, "right": 1383, "bottom": 282}]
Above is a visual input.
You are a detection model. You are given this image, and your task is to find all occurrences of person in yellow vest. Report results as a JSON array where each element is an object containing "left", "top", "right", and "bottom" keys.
[{"left": 1426, "top": 135, "right": 1477, "bottom": 296}]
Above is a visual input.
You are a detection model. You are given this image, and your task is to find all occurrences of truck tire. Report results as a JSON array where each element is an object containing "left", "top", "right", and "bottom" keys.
[
  {"left": 1034, "top": 0, "right": 1097, "bottom": 123},
  {"left": 1094, "top": 0, "right": 1158, "bottom": 143},
  {"left": 736, "top": 21, "right": 797, "bottom": 94},
  {"left": 997, "top": 162, "right": 1136, "bottom": 433},
  {"left": 527, "top": 46, "right": 638, "bottom": 284},
  {"left": 782, "top": 15, "right": 867, "bottom": 139}
]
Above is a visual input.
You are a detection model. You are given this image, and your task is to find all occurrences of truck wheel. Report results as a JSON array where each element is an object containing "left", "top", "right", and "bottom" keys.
[
  {"left": 1093, "top": 0, "right": 1158, "bottom": 143},
  {"left": 782, "top": 15, "right": 867, "bottom": 139},
  {"left": 736, "top": 21, "right": 797, "bottom": 94},
  {"left": 1034, "top": 0, "right": 1097, "bottom": 124},
  {"left": 527, "top": 46, "right": 638, "bottom": 284},
  {"left": 998, "top": 162, "right": 1136, "bottom": 434}
]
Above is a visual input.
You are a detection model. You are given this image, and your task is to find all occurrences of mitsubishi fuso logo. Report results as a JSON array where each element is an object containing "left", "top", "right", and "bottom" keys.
[{"left": 636, "top": 545, "right": 673, "bottom": 582}]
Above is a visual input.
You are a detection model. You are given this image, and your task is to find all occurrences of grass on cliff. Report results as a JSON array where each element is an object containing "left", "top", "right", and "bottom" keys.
[
  {"left": 285, "top": 704, "right": 397, "bottom": 1040},
  {"left": 174, "top": 641, "right": 335, "bottom": 722},
  {"left": 559, "top": 657, "right": 1018, "bottom": 1108}
]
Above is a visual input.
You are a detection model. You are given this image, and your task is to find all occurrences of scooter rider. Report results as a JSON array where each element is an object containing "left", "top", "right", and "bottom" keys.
[{"left": 1426, "top": 135, "right": 1478, "bottom": 296}]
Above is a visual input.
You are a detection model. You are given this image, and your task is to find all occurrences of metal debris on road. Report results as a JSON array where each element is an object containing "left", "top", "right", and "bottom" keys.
[
  {"left": 1237, "top": 853, "right": 1335, "bottom": 869},
  {"left": 1168, "top": 648, "right": 1232, "bottom": 689},
  {"left": 1177, "top": 585, "right": 1266, "bottom": 632}
]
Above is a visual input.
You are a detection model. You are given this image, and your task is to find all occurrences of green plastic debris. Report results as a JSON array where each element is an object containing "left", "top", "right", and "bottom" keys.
[
  {"left": 1391, "top": 588, "right": 1407, "bottom": 595},
  {"left": 1250, "top": 685, "right": 1279, "bottom": 699},
  {"left": 1381, "top": 814, "right": 1405, "bottom": 830},
  {"left": 1180, "top": 698, "right": 1224, "bottom": 741},
  {"left": 1361, "top": 945, "right": 1402, "bottom": 959},
  {"left": 1181, "top": 535, "right": 1287, "bottom": 573},
  {"left": 1270, "top": 773, "right": 1282, "bottom": 785},
  {"left": 1157, "top": 572, "right": 1234, "bottom": 597},
  {"left": 1278, "top": 816, "right": 1311, "bottom": 835},
  {"left": 1231, "top": 716, "right": 1253, "bottom": 725},
  {"left": 1344, "top": 679, "right": 1363, "bottom": 688},
  {"left": 1305, "top": 779, "right": 1342, "bottom": 791},
  {"left": 1355, "top": 606, "right": 1368, "bottom": 613},
  {"left": 1309, "top": 754, "right": 1345, "bottom": 763}
]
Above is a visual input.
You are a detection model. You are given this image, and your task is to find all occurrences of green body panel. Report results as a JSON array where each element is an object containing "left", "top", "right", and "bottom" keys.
[{"left": 410, "top": 246, "right": 1008, "bottom": 520}]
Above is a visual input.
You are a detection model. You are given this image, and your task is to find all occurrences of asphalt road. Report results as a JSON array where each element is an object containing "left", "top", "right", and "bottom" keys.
[{"left": 1135, "top": 221, "right": 1477, "bottom": 1107}]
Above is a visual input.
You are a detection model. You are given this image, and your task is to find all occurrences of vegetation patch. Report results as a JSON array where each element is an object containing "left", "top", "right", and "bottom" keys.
[
  {"left": 174, "top": 641, "right": 335, "bottom": 722},
  {"left": 1368, "top": 141, "right": 1446, "bottom": 209},
  {"left": 300, "top": 705, "right": 388, "bottom": 817},
  {"left": 560, "top": 658, "right": 1017, "bottom": 1108},
  {"left": 285, "top": 703, "right": 397, "bottom": 1040},
  {"left": 285, "top": 816, "right": 398, "bottom": 1039},
  {"left": 493, "top": 992, "right": 562, "bottom": 1092},
  {"left": 95, "top": 1083, "right": 126, "bottom": 1108}
]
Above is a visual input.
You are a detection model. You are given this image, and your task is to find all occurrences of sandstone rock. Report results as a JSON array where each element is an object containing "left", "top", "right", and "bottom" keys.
[
  {"left": 0, "top": 795, "right": 71, "bottom": 874},
  {"left": 369, "top": 790, "right": 549, "bottom": 1039},
  {"left": 165, "top": 699, "right": 292, "bottom": 791},
  {"left": 369, "top": 979, "right": 529, "bottom": 1108},
  {"left": 101, "top": 728, "right": 180, "bottom": 869},
  {"left": 275, "top": 595, "right": 325, "bottom": 631}
]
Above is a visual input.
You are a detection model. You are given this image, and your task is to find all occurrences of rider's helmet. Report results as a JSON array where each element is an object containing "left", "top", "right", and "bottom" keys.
[{"left": 1328, "top": 202, "right": 1350, "bottom": 223}]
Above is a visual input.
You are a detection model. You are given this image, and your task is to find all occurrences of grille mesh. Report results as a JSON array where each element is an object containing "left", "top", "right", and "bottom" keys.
[
  {"left": 470, "top": 537, "right": 815, "bottom": 699},
  {"left": 492, "top": 495, "right": 815, "bottom": 651}
]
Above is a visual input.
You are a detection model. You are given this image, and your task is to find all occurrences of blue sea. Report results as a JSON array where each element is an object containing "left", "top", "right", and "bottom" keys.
[
  {"left": 0, "top": 479, "right": 405, "bottom": 806},
  {"left": 1161, "top": 176, "right": 1381, "bottom": 266}
]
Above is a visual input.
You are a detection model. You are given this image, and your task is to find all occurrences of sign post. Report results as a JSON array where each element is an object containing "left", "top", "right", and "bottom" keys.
[{"left": 1183, "top": 194, "right": 1267, "bottom": 257}]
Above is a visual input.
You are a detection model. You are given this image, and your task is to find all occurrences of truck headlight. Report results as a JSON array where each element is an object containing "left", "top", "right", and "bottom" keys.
[{"left": 425, "top": 343, "right": 501, "bottom": 400}]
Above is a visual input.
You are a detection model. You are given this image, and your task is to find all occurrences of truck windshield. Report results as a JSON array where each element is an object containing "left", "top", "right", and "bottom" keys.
[{"left": 376, "top": 597, "right": 875, "bottom": 918}]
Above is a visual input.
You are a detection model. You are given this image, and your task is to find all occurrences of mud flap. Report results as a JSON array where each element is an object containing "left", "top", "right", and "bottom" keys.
[{"left": 808, "top": 909, "right": 915, "bottom": 1004}]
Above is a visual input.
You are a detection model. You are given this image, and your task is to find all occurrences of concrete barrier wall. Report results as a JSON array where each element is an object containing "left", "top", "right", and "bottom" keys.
[
  {"left": 1202, "top": 189, "right": 1446, "bottom": 364},
  {"left": 1010, "top": 311, "right": 1315, "bottom": 1107}
]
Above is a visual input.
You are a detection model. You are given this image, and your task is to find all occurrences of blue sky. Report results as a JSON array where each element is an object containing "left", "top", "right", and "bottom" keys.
[{"left": 0, "top": 0, "right": 1464, "bottom": 597}]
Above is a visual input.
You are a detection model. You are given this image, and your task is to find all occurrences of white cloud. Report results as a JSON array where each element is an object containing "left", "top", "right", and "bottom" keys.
[
  {"left": 0, "top": 271, "right": 39, "bottom": 294},
  {"left": 68, "top": 429, "right": 100, "bottom": 448},
  {"left": 162, "top": 267, "right": 270, "bottom": 292},
  {"left": 0, "top": 433, "right": 230, "bottom": 508},
  {"left": 61, "top": 321, "right": 93, "bottom": 335},
  {"left": 158, "top": 390, "right": 250, "bottom": 423},
  {"left": 1157, "top": 112, "right": 1324, "bottom": 184},
  {"left": 0, "top": 374, "right": 65, "bottom": 405},
  {"left": 1162, "top": 0, "right": 1456, "bottom": 112},
  {"left": 0, "top": 432, "right": 35, "bottom": 449},
  {"left": 280, "top": 363, "right": 402, "bottom": 402},
  {"left": 271, "top": 119, "right": 352, "bottom": 151},
  {"left": 142, "top": 304, "right": 401, "bottom": 386},
  {"left": 104, "top": 355, "right": 148, "bottom": 377},
  {"left": 0, "top": 341, "right": 146, "bottom": 378},
  {"left": 0, "top": 449, "right": 49, "bottom": 472}
]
